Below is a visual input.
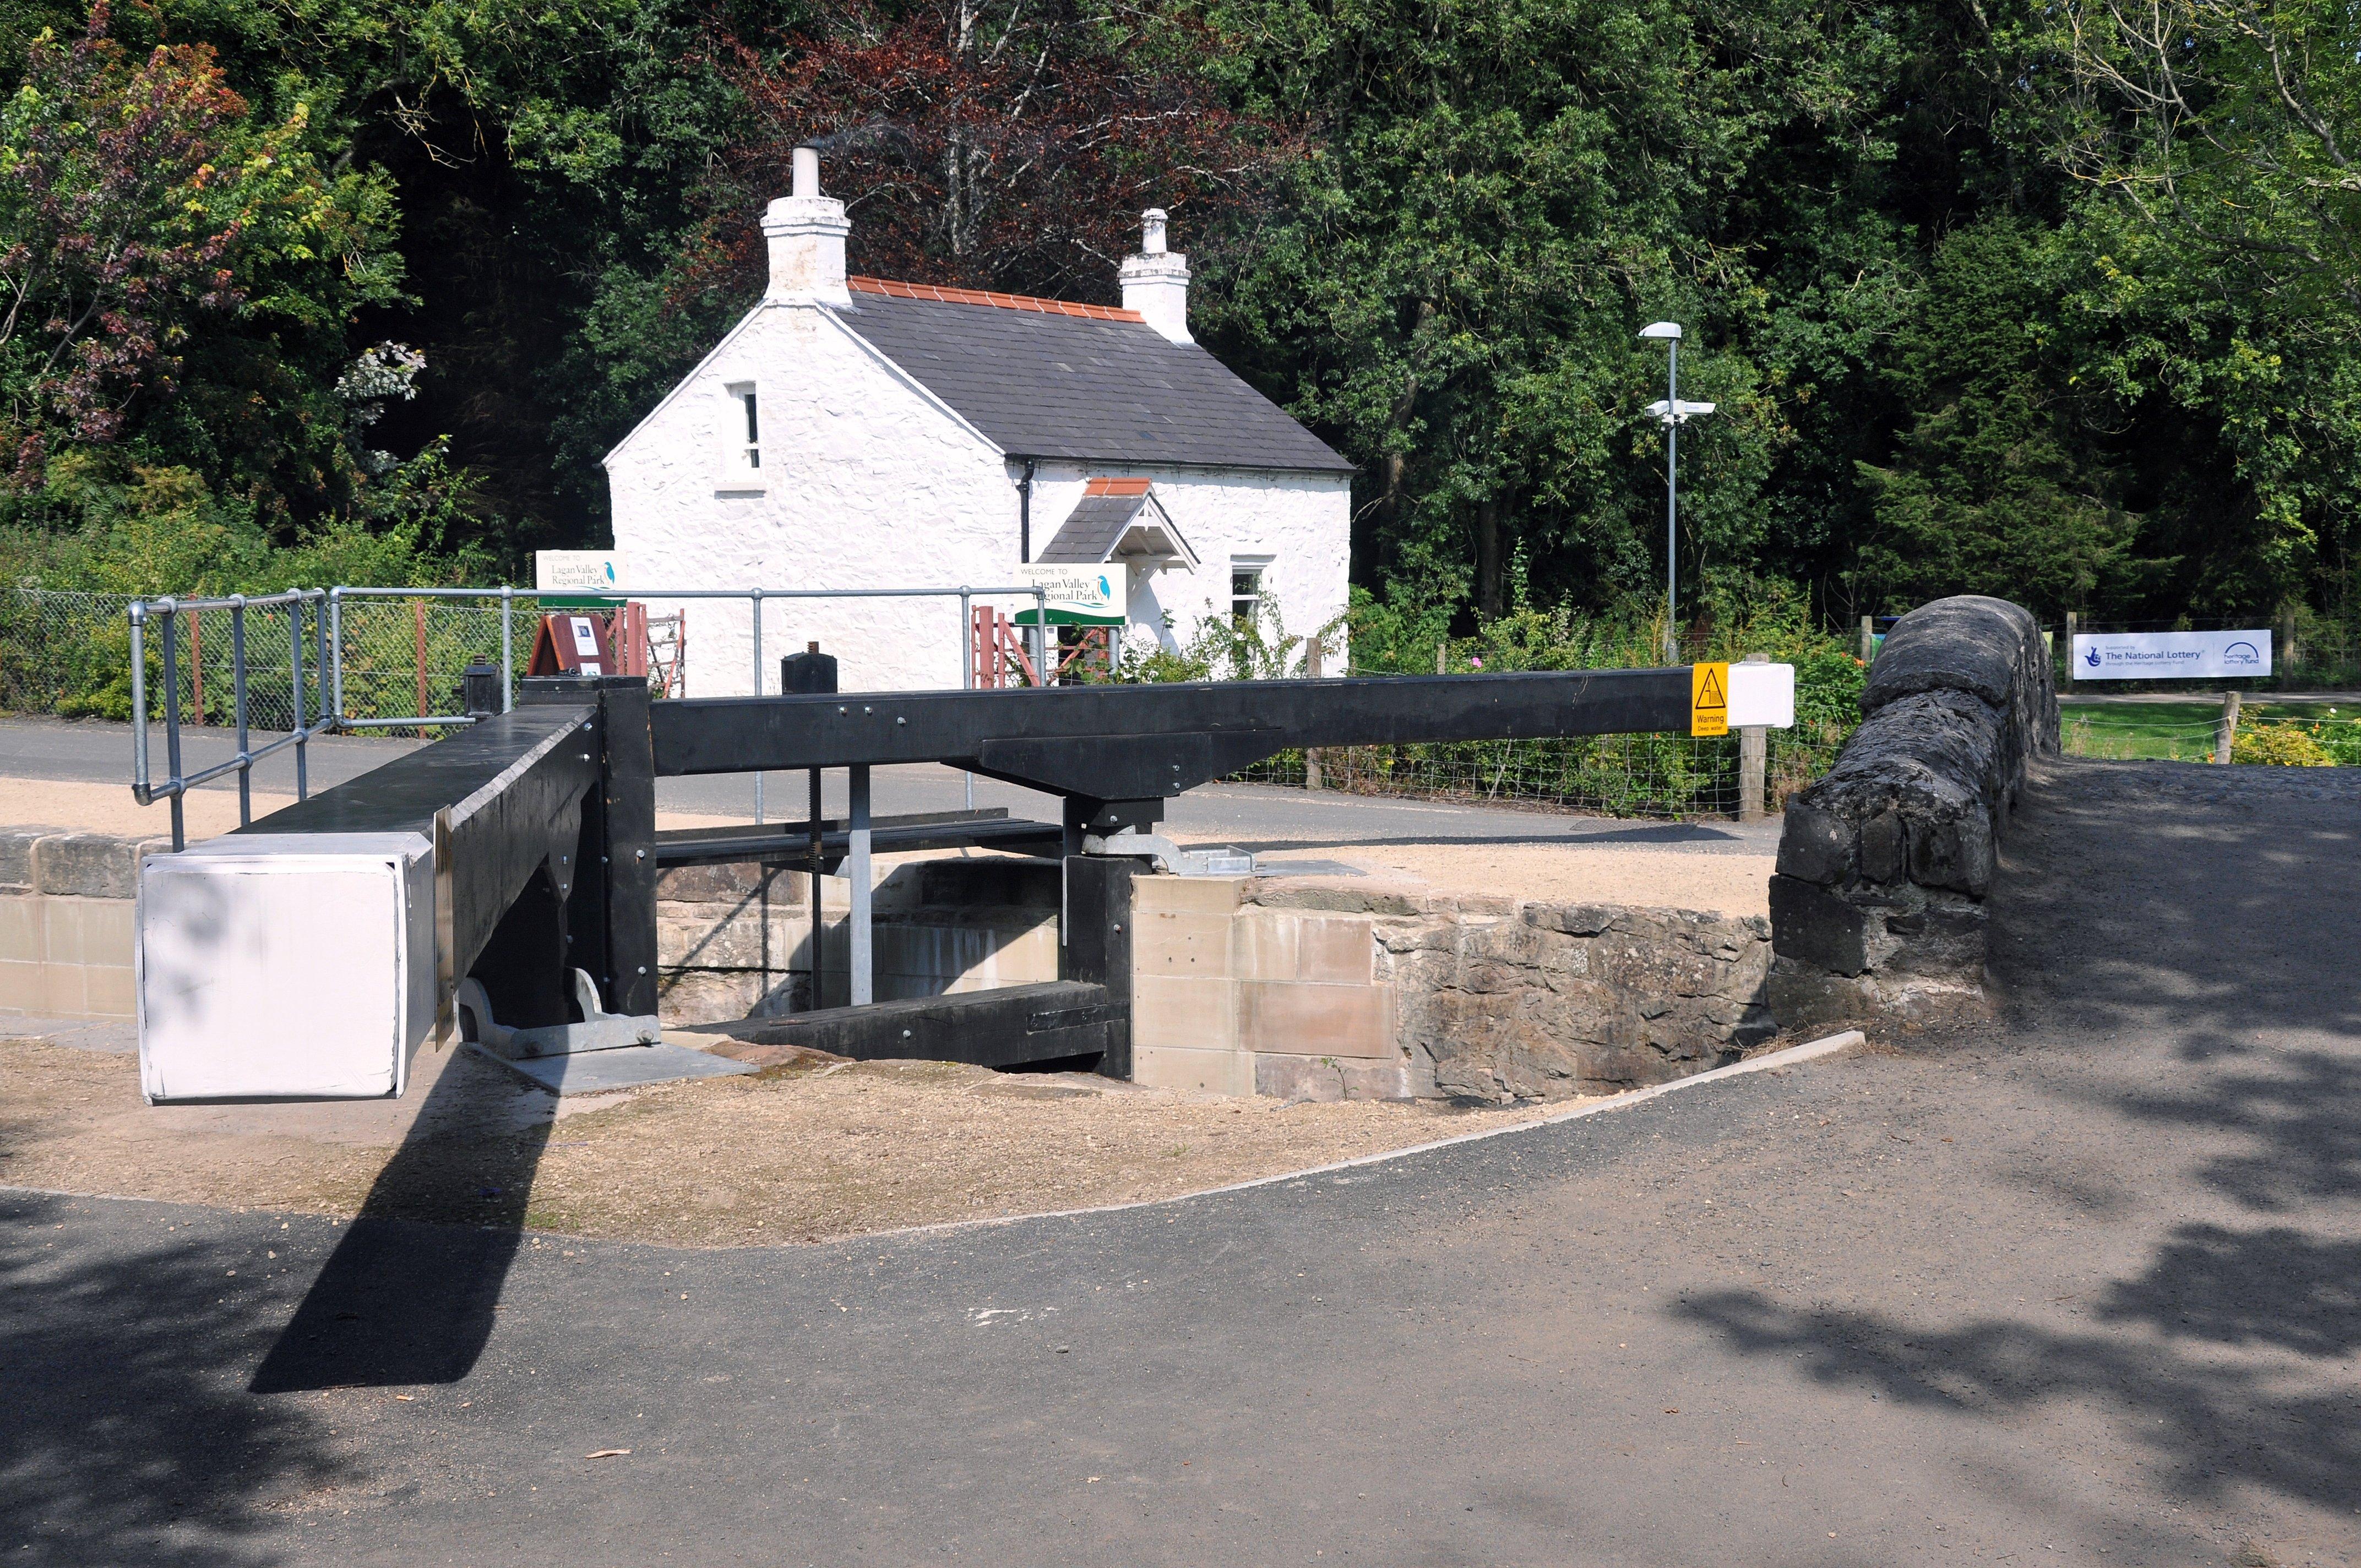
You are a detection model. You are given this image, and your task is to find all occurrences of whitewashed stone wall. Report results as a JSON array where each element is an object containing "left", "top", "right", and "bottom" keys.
[
  {"left": 606, "top": 301, "right": 1352, "bottom": 695},
  {"left": 1021, "top": 462, "right": 1352, "bottom": 663}
]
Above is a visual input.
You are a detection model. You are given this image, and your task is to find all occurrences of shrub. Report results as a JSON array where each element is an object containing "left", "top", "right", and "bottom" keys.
[{"left": 2230, "top": 723, "right": 2335, "bottom": 766}]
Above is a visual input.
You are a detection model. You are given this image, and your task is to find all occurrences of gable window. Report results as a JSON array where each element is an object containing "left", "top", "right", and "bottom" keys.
[{"left": 724, "top": 382, "right": 761, "bottom": 479}]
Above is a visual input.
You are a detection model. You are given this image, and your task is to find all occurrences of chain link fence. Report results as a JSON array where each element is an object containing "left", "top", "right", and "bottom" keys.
[
  {"left": 329, "top": 594, "right": 551, "bottom": 734},
  {"left": 5, "top": 587, "right": 325, "bottom": 734},
  {"left": 1225, "top": 722, "right": 1846, "bottom": 818}
]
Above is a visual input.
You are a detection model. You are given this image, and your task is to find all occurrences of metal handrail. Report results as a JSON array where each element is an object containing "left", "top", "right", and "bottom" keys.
[
  {"left": 129, "top": 580, "right": 1055, "bottom": 847},
  {"left": 130, "top": 591, "right": 336, "bottom": 850}
]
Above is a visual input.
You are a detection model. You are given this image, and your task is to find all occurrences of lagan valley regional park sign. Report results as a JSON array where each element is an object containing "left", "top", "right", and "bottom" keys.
[{"left": 2071, "top": 629, "right": 2273, "bottom": 680}]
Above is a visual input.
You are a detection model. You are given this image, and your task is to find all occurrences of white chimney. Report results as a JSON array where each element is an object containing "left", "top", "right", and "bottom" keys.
[
  {"left": 763, "top": 146, "right": 852, "bottom": 306},
  {"left": 1120, "top": 208, "right": 1191, "bottom": 344}
]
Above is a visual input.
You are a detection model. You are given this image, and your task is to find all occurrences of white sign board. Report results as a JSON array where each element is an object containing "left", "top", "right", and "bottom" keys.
[
  {"left": 534, "top": 551, "right": 630, "bottom": 594},
  {"left": 2071, "top": 629, "right": 2271, "bottom": 680},
  {"left": 1015, "top": 563, "right": 1120, "bottom": 621},
  {"left": 1727, "top": 661, "right": 1796, "bottom": 728}
]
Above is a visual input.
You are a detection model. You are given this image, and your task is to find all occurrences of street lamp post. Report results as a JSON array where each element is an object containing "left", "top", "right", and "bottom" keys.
[{"left": 1639, "top": 321, "right": 1715, "bottom": 664}]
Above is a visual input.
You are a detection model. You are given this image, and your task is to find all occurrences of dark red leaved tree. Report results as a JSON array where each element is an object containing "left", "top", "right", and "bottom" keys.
[{"left": 702, "top": 0, "right": 1292, "bottom": 302}]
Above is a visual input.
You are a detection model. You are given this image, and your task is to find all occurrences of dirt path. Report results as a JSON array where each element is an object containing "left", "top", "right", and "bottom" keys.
[{"left": 0, "top": 1033, "right": 1573, "bottom": 1246}]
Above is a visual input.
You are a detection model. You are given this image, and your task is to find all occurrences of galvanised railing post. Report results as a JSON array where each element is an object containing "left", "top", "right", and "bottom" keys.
[
  {"left": 159, "top": 600, "right": 184, "bottom": 852},
  {"left": 290, "top": 594, "right": 309, "bottom": 801},
  {"left": 328, "top": 587, "right": 346, "bottom": 729},
  {"left": 313, "top": 590, "right": 329, "bottom": 746},
  {"left": 750, "top": 586, "right": 765, "bottom": 825},
  {"left": 499, "top": 585, "right": 515, "bottom": 712},
  {"left": 128, "top": 600, "right": 150, "bottom": 805},
  {"left": 960, "top": 587, "right": 974, "bottom": 811},
  {"left": 231, "top": 595, "right": 251, "bottom": 826}
]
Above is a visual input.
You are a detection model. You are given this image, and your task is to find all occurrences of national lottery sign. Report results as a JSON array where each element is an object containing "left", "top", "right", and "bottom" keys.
[{"left": 2071, "top": 629, "right": 2272, "bottom": 680}]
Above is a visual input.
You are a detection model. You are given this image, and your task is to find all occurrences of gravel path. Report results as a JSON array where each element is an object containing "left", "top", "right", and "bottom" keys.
[{"left": 4, "top": 755, "right": 2357, "bottom": 1565}]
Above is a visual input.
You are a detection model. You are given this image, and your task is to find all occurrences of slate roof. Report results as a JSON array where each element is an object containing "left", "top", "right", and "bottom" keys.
[
  {"left": 834, "top": 279, "right": 1354, "bottom": 475},
  {"left": 1037, "top": 490, "right": 1146, "bottom": 564},
  {"left": 1037, "top": 478, "right": 1198, "bottom": 567}
]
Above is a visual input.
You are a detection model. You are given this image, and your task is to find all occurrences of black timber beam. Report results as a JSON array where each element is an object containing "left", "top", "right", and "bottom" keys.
[
  {"left": 521, "top": 676, "right": 659, "bottom": 1019},
  {"left": 232, "top": 702, "right": 600, "bottom": 999},
  {"left": 709, "top": 981, "right": 1122, "bottom": 1069},
  {"left": 648, "top": 669, "right": 1693, "bottom": 801},
  {"left": 654, "top": 809, "right": 1062, "bottom": 869}
]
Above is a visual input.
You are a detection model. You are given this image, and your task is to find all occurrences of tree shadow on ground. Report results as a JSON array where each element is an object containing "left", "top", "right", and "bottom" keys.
[
  {"left": 1681, "top": 758, "right": 2361, "bottom": 1522},
  {"left": 2103, "top": 1049, "right": 2361, "bottom": 1212},
  {"left": 248, "top": 1049, "right": 553, "bottom": 1393},
  {"left": 0, "top": 1192, "right": 352, "bottom": 1567},
  {"left": 1678, "top": 1248, "right": 2359, "bottom": 1515},
  {"left": 1984, "top": 758, "right": 2361, "bottom": 1056}
]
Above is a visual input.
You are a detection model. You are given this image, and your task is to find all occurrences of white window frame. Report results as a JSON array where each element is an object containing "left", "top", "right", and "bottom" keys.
[
  {"left": 718, "top": 380, "right": 765, "bottom": 492},
  {"left": 1230, "top": 554, "right": 1273, "bottom": 628}
]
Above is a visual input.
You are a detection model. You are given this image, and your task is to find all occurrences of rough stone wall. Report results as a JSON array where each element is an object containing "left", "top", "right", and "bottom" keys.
[
  {"left": 1379, "top": 901, "right": 1776, "bottom": 1102},
  {"left": 1769, "top": 594, "right": 2058, "bottom": 1022},
  {"left": 1168, "top": 878, "right": 1776, "bottom": 1104}
]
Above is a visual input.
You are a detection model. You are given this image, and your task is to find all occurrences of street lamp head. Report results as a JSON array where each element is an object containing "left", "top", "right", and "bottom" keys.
[{"left": 1638, "top": 320, "right": 1683, "bottom": 341}]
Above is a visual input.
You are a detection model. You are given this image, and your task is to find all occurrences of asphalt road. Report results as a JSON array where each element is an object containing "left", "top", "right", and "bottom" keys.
[
  {"left": 0, "top": 715, "right": 1778, "bottom": 856},
  {"left": 6, "top": 754, "right": 2358, "bottom": 1564}
]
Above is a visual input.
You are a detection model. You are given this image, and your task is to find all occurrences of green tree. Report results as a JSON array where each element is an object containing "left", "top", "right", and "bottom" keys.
[{"left": 1851, "top": 217, "right": 2144, "bottom": 617}]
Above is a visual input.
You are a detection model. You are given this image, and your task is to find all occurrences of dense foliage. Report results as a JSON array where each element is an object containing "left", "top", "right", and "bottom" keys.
[{"left": 3, "top": 0, "right": 2358, "bottom": 638}]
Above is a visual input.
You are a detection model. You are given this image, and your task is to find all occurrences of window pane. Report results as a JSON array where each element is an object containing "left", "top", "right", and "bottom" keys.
[{"left": 743, "top": 391, "right": 760, "bottom": 444}]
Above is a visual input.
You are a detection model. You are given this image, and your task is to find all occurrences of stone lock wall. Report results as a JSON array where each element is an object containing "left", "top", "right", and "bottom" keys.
[
  {"left": 1, "top": 829, "right": 159, "bottom": 1021},
  {"left": 656, "top": 856, "right": 1062, "bottom": 1026},
  {"left": 1131, "top": 873, "right": 1775, "bottom": 1103},
  {"left": 1769, "top": 594, "right": 2059, "bottom": 1022},
  {"left": 1381, "top": 900, "right": 1776, "bottom": 1102}
]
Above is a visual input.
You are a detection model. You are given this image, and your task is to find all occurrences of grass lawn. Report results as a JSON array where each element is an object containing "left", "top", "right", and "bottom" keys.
[{"left": 2061, "top": 697, "right": 2361, "bottom": 761}]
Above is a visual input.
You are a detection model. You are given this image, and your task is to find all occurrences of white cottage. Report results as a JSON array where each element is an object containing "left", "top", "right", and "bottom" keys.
[{"left": 603, "top": 148, "right": 1356, "bottom": 694}]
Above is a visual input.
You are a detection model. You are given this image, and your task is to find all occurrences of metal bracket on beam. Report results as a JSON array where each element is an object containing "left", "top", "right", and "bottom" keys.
[
  {"left": 1081, "top": 829, "right": 1254, "bottom": 878},
  {"left": 455, "top": 969, "right": 661, "bottom": 1059}
]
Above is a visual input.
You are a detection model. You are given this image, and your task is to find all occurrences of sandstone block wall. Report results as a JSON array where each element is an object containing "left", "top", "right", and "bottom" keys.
[
  {"left": 1769, "top": 594, "right": 2058, "bottom": 1022},
  {"left": 1131, "top": 873, "right": 1775, "bottom": 1103},
  {"left": 0, "top": 829, "right": 160, "bottom": 1021}
]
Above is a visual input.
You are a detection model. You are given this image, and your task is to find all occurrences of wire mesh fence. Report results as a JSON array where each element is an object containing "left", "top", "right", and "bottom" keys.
[
  {"left": 4, "top": 587, "right": 334, "bottom": 737},
  {"left": 329, "top": 594, "right": 545, "bottom": 734},
  {"left": 1224, "top": 722, "right": 1847, "bottom": 818}
]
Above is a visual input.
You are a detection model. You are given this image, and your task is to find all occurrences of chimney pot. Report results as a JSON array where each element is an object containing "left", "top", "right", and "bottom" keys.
[
  {"left": 1120, "top": 207, "right": 1191, "bottom": 344},
  {"left": 763, "top": 146, "right": 852, "bottom": 306}
]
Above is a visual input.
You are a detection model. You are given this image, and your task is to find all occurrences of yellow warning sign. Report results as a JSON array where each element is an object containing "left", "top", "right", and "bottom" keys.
[{"left": 1690, "top": 662, "right": 1730, "bottom": 737}]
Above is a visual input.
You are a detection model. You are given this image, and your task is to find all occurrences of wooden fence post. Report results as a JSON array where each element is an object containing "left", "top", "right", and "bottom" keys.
[
  {"left": 2215, "top": 690, "right": 2242, "bottom": 764},
  {"left": 1738, "top": 651, "right": 1769, "bottom": 822},
  {"left": 1303, "top": 637, "right": 1324, "bottom": 791}
]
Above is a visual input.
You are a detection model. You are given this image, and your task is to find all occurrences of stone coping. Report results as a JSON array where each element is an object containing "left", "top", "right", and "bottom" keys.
[{"left": 1, "top": 828, "right": 170, "bottom": 902}]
